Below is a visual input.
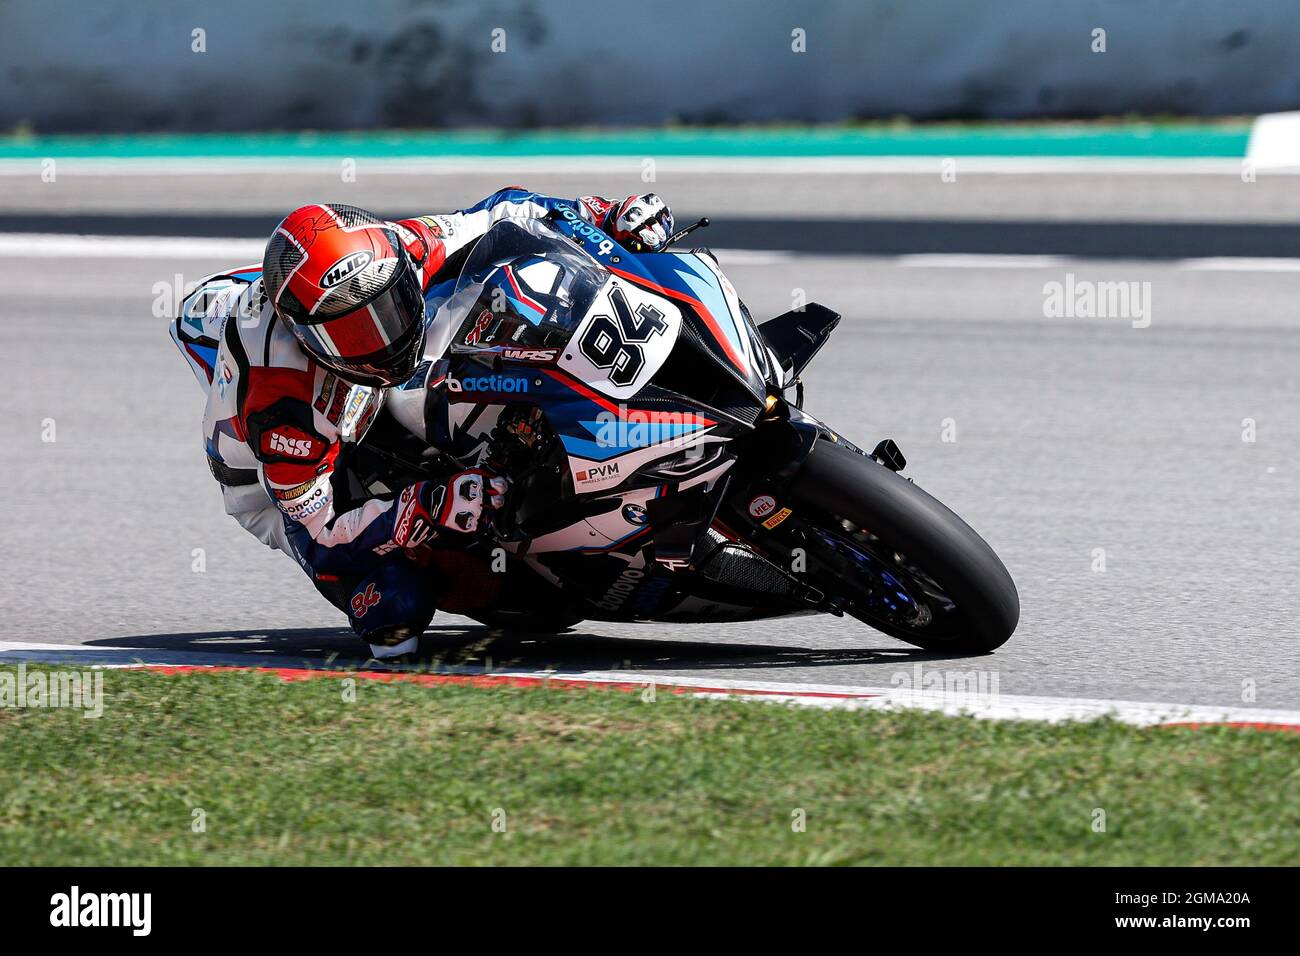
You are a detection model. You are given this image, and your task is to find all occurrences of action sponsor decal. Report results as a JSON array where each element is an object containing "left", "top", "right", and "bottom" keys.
[
  {"left": 284, "top": 490, "right": 328, "bottom": 520},
  {"left": 447, "top": 374, "right": 532, "bottom": 394},
  {"left": 556, "top": 204, "right": 617, "bottom": 257}
]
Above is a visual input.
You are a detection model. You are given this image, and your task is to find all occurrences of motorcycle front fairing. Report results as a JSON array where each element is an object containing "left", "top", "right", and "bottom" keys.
[
  {"left": 412, "top": 214, "right": 802, "bottom": 618},
  {"left": 436, "top": 216, "right": 744, "bottom": 488}
]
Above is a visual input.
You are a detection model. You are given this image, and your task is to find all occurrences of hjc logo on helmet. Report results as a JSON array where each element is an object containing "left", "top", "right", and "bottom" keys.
[{"left": 320, "top": 251, "right": 374, "bottom": 288}]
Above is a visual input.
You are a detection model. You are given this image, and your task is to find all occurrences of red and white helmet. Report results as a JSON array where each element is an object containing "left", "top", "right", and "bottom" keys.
[{"left": 262, "top": 204, "right": 426, "bottom": 386}]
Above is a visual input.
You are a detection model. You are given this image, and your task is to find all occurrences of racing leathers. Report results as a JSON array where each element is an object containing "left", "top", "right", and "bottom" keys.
[{"left": 175, "top": 189, "right": 669, "bottom": 658}]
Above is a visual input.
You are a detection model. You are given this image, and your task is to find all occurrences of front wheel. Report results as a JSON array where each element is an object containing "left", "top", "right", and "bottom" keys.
[{"left": 786, "top": 439, "right": 1019, "bottom": 652}]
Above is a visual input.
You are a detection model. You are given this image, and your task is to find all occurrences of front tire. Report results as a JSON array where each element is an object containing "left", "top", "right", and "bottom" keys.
[{"left": 788, "top": 439, "right": 1019, "bottom": 652}]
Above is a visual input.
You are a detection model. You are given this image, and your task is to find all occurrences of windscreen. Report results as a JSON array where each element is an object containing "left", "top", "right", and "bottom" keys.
[{"left": 445, "top": 217, "right": 608, "bottom": 351}]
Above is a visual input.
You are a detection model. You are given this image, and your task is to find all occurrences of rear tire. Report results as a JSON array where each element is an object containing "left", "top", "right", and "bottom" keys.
[{"left": 788, "top": 439, "right": 1019, "bottom": 652}]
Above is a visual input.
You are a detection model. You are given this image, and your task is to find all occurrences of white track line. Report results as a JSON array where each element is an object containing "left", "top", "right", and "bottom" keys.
[
  {"left": 2, "top": 640, "right": 1296, "bottom": 730},
  {"left": 1176, "top": 256, "right": 1300, "bottom": 272},
  {"left": 894, "top": 253, "right": 1075, "bottom": 269},
  {"left": 0, "top": 233, "right": 796, "bottom": 264}
]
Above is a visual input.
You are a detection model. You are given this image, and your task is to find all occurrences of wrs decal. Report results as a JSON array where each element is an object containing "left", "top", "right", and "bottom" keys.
[
  {"left": 501, "top": 348, "right": 557, "bottom": 362},
  {"left": 321, "top": 251, "right": 373, "bottom": 289},
  {"left": 350, "top": 583, "right": 381, "bottom": 618}
]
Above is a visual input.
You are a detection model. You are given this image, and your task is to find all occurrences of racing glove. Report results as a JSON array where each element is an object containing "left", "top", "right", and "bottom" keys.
[
  {"left": 392, "top": 470, "right": 509, "bottom": 549},
  {"left": 606, "top": 193, "right": 675, "bottom": 251}
]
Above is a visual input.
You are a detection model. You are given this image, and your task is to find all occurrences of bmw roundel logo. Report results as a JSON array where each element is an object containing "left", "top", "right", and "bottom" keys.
[{"left": 622, "top": 503, "right": 648, "bottom": 525}]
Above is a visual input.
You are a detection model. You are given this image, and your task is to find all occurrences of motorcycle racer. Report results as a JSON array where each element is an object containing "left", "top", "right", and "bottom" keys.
[{"left": 173, "top": 189, "right": 674, "bottom": 659}]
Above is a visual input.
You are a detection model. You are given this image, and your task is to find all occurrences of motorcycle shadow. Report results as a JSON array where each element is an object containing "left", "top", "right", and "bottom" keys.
[{"left": 88, "top": 624, "right": 984, "bottom": 673}]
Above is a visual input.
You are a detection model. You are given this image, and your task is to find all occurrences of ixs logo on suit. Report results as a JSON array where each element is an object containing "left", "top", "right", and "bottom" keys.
[{"left": 268, "top": 431, "right": 317, "bottom": 458}]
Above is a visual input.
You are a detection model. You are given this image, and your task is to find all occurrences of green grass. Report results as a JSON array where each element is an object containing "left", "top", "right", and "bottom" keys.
[{"left": 0, "top": 666, "right": 1295, "bottom": 866}]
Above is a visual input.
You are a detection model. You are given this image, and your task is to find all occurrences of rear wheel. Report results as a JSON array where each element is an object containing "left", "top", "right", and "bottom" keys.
[{"left": 787, "top": 439, "right": 1019, "bottom": 652}]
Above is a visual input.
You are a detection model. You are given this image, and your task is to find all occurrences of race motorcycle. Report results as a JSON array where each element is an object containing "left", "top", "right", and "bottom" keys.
[
  {"left": 174, "top": 206, "right": 1018, "bottom": 653},
  {"left": 356, "top": 207, "right": 1020, "bottom": 652}
]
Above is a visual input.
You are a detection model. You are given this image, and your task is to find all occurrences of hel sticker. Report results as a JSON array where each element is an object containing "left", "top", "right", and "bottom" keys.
[
  {"left": 748, "top": 494, "right": 777, "bottom": 518},
  {"left": 762, "top": 507, "right": 793, "bottom": 530}
]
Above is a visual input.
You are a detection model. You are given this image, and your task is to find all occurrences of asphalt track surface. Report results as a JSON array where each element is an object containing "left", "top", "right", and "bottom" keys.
[
  {"left": 8, "top": 213, "right": 1300, "bottom": 259},
  {"left": 5, "top": 164, "right": 1300, "bottom": 221},
  {"left": 2, "top": 168, "right": 1299, "bottom": 709}
]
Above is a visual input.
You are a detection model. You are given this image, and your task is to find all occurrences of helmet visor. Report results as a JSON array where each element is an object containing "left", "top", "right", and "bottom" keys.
[{"left": 294, "top": 257, "right": 426, "bottom": 382}]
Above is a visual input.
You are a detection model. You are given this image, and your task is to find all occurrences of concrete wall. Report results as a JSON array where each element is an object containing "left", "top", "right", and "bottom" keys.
[{"left": 3, "top": 0, "right": 1297, "bottom": 132}]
